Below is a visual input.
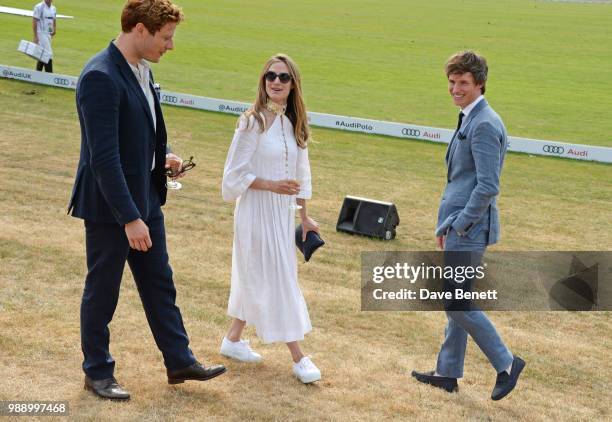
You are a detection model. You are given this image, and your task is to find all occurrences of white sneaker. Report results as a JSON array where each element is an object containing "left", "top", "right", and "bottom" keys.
[
  {"left": 220, "top": 337, "right": 262, "bottom": 362},
  {"left": 293, "top": 357, "right": 321, "bottom": 384}
]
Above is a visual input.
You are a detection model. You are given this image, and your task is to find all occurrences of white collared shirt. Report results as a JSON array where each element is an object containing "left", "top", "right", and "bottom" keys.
[
  {"left": 33, "top": 1, "right": 56, "bottom": 35},
  {"left": 460, "top": 94, "right": 484, "bottom": 118},
  {"left": 33, "top": 1, "right": 56, "bottom": 55},
  {"left": 128, "top": 60, "right": 157, "bottom": 170}
]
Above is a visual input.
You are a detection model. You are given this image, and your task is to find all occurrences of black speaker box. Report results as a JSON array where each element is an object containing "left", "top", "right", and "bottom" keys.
[{"left": 336, "top": 196, "right": 400, "bottom": 240}]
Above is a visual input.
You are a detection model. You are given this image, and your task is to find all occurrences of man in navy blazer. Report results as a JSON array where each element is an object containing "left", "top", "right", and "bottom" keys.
[
  {"left": 68, "top": 0, "right": 225, "bottom": 400},
  {"left": 412, "top": 51, "right": 525, "bottom": 401}
]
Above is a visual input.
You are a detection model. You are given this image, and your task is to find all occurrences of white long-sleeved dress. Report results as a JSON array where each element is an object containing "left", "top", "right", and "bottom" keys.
[{"left": 222, "top": 113, "right": 312, "bottom": 343}]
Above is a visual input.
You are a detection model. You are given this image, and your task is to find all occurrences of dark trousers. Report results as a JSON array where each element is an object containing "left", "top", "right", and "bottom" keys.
[
  {"left": 80, "top": 185, "right": 195, "bottom": 380},
  {"left": 36, "top": 59, "right": 53, "bottom": 73}
]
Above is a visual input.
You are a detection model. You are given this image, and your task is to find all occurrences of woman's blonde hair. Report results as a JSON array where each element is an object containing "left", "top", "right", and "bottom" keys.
[{"left": 242, "top": 54, "right": 310, "bottom": 149}]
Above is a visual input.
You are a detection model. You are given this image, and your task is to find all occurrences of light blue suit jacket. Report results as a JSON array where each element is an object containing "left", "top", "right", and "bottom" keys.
[{"left": 435, "top": 98, "right": 508, "bottom": 245}]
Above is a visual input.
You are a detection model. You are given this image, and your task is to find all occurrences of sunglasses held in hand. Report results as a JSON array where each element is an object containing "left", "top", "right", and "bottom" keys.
[
  {"left": 165, "top": 156, "right": 196, "bottom": 178},
  {"left": 165, "top": 156, "right": 196, "bottom": 191}
]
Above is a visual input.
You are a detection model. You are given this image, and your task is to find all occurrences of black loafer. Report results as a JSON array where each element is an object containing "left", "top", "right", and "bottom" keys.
[
  {"left": 411, "top": 370, "right": 458, "bottom": 393},
  {"left": 84, "top": 376, "right": 130, "bottom": 401},
  {"left": 167, "top": 361, "right": 227, "bottom": 384},
  {"left": 491, "top": 356, "right": 526, "bottom": 401}
]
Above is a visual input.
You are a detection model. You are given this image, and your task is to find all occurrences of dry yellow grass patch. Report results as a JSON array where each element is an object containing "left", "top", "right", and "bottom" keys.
[{"left": 0, "top": 80, "right": 611, "bottom": 420}]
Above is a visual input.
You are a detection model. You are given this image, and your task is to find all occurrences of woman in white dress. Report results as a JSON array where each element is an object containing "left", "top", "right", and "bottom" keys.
[{"left": 220, "top": 54, "right": 321, "bottom": 383}]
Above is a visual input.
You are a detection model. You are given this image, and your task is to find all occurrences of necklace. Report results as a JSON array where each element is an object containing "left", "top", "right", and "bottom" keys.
[
  {"left": 264, "top": 100, "right": 290, "bottom": 177},
  {"left": 280, "top": 115, "right": 290, "bottom": 178},
  {"left": 265, "top": 100, "right": 286, "bottom": 115},
  {"left": 266, "top": 101, "right": 302, "bottom": 210}
]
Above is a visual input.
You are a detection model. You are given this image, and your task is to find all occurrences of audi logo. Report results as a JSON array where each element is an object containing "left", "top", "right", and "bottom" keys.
[
  {"left": 53, "top": 77, "right": 70, "bottom": 86},
  {"left": 542, "top": 145, "right": 564, "bottom": 154},
  {"left": 162, "top": 95, "right": 178, "bottom": 104},
  {"left": 402, "top": 128, "right": 421, "bottom": 137}
]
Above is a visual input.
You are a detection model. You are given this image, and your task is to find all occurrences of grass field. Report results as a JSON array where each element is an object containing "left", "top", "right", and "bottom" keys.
[
  {"left": 1, "top": 0, "right": 611, "bottom": 421},
  {"left": 0, "top": 78, "right": 611, "bottom": 420},
  {"left": 1, "top": 0, "right": 612, "bottom": 147}
]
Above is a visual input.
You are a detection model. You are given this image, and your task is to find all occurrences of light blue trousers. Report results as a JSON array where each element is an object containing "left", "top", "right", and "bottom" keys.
[{"left": 435, "top": 228, "right": 514, "bottom": 378}]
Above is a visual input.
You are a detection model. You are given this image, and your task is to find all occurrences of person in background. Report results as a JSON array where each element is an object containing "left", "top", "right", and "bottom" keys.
[{"left": 32, "top": 0, "right": 56, "bottom": 72}]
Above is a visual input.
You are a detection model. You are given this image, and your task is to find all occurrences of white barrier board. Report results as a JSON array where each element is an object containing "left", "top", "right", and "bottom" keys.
[{"left": 1, "top": 64, "right": 610, "bottom": 164}]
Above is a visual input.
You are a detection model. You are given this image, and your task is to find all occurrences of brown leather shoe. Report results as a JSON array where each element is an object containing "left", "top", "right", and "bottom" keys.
[
  {"left": 167, "top": 361, "right": 227, "bottom": 384},
  {"left": 84, "top": 376, "right": 131, "bottom": 401}
]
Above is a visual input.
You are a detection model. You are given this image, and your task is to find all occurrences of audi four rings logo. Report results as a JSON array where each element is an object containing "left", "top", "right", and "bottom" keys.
[
  {"left": 402, "top": 128, "right": 421, "bottom": 137},
  {"left": 543, "top": 145, "right": 565, "bottom": 154},
  {"left": 53, "top": 77, "right": 70, "bottom": 86},
  {"left": 162, "top": 95, "right": 178, "bottom": 104}
]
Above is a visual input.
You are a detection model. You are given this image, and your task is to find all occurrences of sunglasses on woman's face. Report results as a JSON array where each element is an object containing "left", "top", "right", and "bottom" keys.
[{"left": 264, "top": 71, "right": 292, "bottom": 84}]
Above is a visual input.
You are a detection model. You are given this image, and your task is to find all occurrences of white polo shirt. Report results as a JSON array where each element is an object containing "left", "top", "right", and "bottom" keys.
[{"left": 33, "top": 1, "right": 56, "bottom": 55}]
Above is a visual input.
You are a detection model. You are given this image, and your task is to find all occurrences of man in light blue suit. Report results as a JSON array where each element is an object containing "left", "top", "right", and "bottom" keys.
[{"left": 412, "top": 51, "right": 525, "bottom": 401}]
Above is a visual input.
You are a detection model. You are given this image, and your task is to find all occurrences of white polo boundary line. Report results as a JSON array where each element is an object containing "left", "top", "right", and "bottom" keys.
[
  {"left": 2, "top": 64, "right": 610, "bottom": 164},
  {"left": 0, "top": 6, "right": 74, "bottom": 18}
]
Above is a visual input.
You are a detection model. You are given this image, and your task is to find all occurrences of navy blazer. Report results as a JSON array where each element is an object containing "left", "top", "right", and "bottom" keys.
[
  {"left": 68, "top": 42, "right": 168, "bottom": 225},
  {"left": 435, "top": 98, "right": 508, "bottom": 245}
]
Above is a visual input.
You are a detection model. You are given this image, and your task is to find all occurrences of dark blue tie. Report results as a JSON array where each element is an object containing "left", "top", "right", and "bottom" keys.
[
  {"left": 446, "top": 111, "right": 465, "bottom": 168},
  {"left": 455, "top": 111, "right": 464, "bottom": 135}
]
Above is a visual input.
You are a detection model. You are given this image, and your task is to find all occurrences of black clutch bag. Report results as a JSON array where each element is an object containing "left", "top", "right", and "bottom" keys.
[{"left": 295, "top": 224, "right": 325, "bottom": 262}]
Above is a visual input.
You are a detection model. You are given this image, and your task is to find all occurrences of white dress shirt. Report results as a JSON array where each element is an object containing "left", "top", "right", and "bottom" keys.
[
  {"left": 128, "top": 60, "right": 157, "bottom": 170},
  {"left": 460, "top": 94, "right": 484, "bottom": 118}
]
